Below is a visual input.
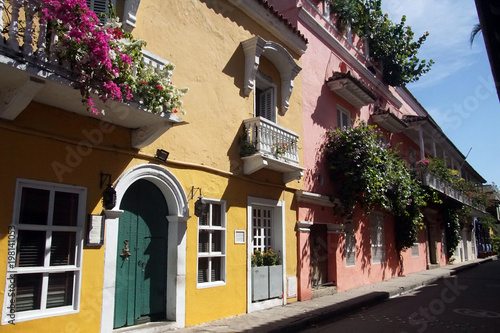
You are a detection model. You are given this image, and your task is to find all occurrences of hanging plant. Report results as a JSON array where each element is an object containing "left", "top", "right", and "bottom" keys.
[
  {"left": 324, "top": 121, "right": 428, "bottom": 252},
  {"left": 440, "top": 202, "right": 462, "bottom": 259},
  {"left": 326, "top": 0, "right": 433, "bottom": 86}
]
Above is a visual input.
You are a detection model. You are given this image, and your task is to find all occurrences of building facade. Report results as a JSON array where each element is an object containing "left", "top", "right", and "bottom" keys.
[
  {"left": 267, "top": 0, "right": 488, "bottom": 298},
  {"left": 0, "top": 0, "right": 307, "bottom": 331}
]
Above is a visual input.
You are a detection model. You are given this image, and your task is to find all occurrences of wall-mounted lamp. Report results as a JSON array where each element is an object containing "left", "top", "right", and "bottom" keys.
[
  {"left": 155, "top": 149, "right": 169, "bottom": 162},
  {"left": 194, "top": 197, "right": 208, "bottom": 217},
  {"left": 100, "top": 173, "right": 116, "bottom": 210}
]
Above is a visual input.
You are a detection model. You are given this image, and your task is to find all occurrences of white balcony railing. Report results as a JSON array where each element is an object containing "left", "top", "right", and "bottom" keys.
[
  {"left": 0, "top": 1, "right": 182, "bottom": 148},
  {"left": 243, "top": 117, "right": 299, "bottom": 163},
  {"left": 241, "top": 117, "right": 303, "bottom": 183}
]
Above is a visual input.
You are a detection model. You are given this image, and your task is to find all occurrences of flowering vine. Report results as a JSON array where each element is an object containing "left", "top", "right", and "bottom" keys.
[
  {"left": 324, "top": 121, "right": 428, "bottom": 252},
  {"left": 38, "top": 0, "right": 187, "bottom": 115}
]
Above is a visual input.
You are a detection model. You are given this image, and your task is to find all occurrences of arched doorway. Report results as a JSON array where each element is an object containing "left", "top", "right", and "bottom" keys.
[
  {"left": 114, "top": 179, "right": 169, "bottom": 328},
  {"left": 100, "top": 164, "right": 189, "bottom": 332}
]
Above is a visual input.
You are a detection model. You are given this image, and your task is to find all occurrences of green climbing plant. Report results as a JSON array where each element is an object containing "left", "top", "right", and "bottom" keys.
[
  {"left": 326, "top": 0, "right": 434, "bottom": 86},
  {"left": 324, "top": 121, "right": 428, "bottom": 252}
]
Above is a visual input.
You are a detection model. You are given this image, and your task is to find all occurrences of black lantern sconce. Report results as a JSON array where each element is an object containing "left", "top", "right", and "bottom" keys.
[
  {"left": 100, "top": 173, "right": 116, "bottom": 210},
  {"left": 192, "top": 186, "right": 207, "bottom": 218},
  {"left": 155, "top": 149, "right": 169, "bottom": 162},
  {"left": 194, "top": 197, "right": 208, "bottom": 217}
]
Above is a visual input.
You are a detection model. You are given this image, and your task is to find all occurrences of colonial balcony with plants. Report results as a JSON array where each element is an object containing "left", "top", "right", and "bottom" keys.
[
  {"left": 415, "top": 158, "right": 488, "bottom": 215},
  {"left": 0, "top": 0, "right": 187, "bottom": 149},
  {"left": 240, "top": 117, "right": 304, "bottom": 184},
  {"left": 370, "top": 108, "right": 488, "bottom": 214}
]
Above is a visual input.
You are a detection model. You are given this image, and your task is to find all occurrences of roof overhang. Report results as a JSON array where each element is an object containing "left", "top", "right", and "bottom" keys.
[
  {"left": 371, "top": 108, "right": 408, "bottom": 133},
  {"left": 327, "top": 71, "right": 377, "bottom": 108}
]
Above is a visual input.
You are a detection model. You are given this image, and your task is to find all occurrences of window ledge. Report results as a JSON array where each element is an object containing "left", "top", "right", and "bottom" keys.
[{"left": 196, "top": 281, "right": 227, "bottom": 289}]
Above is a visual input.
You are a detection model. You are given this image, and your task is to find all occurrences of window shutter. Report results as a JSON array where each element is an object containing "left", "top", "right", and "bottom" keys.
[
  {"left": 15, "top": 273, "right": 43, "bottom": 312},
  {"left": 46, "top": 272, "right": 74, "bottom": 308},
  {"left": 17, "top": 230, "right": 46, "bottom": 267},
  {"left": 198, "top": 258, "right": 208, "bottom": 283},
  {"left": 259, "top": 88, "right": 274, "bottom": 121},
  {"left": 86, "top": 0, "right": 108, "bottom": 15},
  {"left": 50, "top": 232, "right": 76, "bottom": 266}
]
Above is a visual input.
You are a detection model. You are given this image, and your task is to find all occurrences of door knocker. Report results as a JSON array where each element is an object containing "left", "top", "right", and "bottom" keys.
[{"left": 120, "top": 239, "right": 132, "bottom": 259}]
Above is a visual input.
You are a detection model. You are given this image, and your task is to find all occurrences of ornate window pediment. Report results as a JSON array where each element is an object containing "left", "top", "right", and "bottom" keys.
[{"left": 241, "top": 36, "right": 301, "bottom": 116}]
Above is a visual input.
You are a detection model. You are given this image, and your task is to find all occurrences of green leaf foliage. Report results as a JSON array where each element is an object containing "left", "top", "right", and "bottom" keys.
[
  {"left": 324, "top": 121, "right": 427, "bottom": 252},
  {"left": 327, "top": 0, "right": 434, "bottom": 86}
]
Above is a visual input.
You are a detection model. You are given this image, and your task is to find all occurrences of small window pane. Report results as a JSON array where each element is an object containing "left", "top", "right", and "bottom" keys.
[
  {"left": 198, "top": 258, "right": 209, "bottom": 283},
  {"left": 212, "top": 231, "right": 222, "bottom": 252},
  {"left": 15, "top": 273, "right": 43, "bottom": 312},
  {"left": 50, "top": 232, "right": 76, "bottom": 266},
  {"left": 53, "top": 192, "right": 79, "bottom": 226},
  {"left": 19, "top": 188, "right": 49, "bottom": 225},
  {"left": 47, "top": 272, "right": 74, "bottom": 308},
  {"left": 211, "top": 257, "right": 222, "bottom": 282},
  {"left": 211, "top": 204, "right": 222, "bottom": 226},
  {"left": 199, "top": 230, "right": 209, "bottom": 253},
  {"left": 17, "top": 230, "right": 45, "bottom": 267},
  {"left": 199, "top": 212, "right": 208, "bottom": 226}
]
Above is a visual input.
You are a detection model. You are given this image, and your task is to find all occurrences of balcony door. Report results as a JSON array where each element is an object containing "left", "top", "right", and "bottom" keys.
[{"left": 114, "top": 179, "right": 169, "bottom": 328}]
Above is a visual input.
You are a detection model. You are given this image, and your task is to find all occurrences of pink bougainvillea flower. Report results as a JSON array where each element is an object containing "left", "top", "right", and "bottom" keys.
[
  {"left": 173, "top": 109, "right": 178, "bottom": 113},
  {"left": 139, "top": 81, "right": 148, "bottom": 85},
  {"left": 156, "top": 85, "right": 164, "bottom": 90}
]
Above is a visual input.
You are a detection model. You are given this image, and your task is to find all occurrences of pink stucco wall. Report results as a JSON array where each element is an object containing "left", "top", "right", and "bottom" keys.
[{"left": 270, "top": 0, "right": 437, "bottom": 296}]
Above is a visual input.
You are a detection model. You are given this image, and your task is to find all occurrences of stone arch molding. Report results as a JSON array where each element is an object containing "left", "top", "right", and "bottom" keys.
[
  {"left": 112, "top": 163, "right": 189, "bottom": 217},
  {"left": 242, "top": 36, "right": 302, "bottom": 116},
  {"left": 100, "top": 164, "right": 189, "bottom": 332}
]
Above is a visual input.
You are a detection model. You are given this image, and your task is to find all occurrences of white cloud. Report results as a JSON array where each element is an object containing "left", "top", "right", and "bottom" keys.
[{"left": 382, "top": 0, "right": 481, "bottom": 88}]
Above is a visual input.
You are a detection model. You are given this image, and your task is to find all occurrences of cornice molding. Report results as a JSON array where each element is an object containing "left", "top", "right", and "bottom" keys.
[{"left": 228, "top": 0, "right": 307, "bottom": 55}]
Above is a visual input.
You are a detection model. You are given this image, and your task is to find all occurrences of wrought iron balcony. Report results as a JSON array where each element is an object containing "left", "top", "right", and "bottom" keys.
[
  {"left": 0, "top": 1, "right": 183, "bottom": 149},
  {"left": 418, "top": 170, "right": 486, "bottom": 213},
  {"left": 241, "top": 117, "right": 304, "bottom": 183}
]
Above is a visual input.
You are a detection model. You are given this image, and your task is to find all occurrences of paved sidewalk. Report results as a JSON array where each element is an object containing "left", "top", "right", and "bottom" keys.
[{"left": 125, "top": 257, "right": 496, "bottom": 333}]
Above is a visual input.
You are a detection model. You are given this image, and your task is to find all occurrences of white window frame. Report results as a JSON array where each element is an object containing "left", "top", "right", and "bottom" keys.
[
  {"left": 255, "top": 72, "right": 277, "bottom": 123},
  {"left": 337, "top": 106, "right": 351, "bottom": 129},
  {"left": 345, "top": 221, "right": 355, "bottom": 267},
  {"left": 196, "top": 198, "right": 227, "bottom": 288},
  {"left": 370, "top": 212, "right": 386, "bottom": 264},
  {"left": 2, "top": 179, "right": 86, "bottom": 324}
]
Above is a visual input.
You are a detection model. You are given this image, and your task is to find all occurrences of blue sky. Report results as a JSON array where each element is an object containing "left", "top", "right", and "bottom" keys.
[{"left": 381, "top": 0, "right": 500, "bottom": 186}]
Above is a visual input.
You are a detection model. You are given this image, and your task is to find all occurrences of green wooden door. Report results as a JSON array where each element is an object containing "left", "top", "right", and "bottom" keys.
[{"left": 114, "top": 179, "right": 169, "bottom": 328}]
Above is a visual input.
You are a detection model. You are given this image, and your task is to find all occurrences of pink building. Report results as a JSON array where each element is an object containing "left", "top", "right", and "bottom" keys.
[{"left": 268, "top": 0, "right": 486, "bottom": 300}]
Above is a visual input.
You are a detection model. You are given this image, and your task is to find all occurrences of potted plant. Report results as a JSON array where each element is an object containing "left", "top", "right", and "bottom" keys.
[{"left": 251, "top": 249, "right": 283, "bottom": 301}]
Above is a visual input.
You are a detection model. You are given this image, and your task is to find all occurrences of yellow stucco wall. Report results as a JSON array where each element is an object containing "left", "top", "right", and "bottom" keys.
[{"left": 0, "top": 0, "right": 303, "bottom": 330}]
